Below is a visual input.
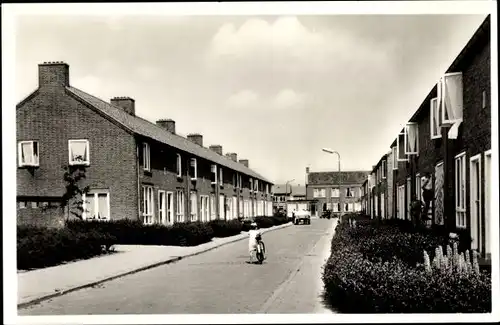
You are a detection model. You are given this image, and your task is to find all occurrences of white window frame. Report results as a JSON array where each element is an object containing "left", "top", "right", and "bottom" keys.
[
  {"left": 68, "top": 139, "right": 90, "bottom": 166},
  {"left": 415, "top": 174, "right": 422, "bottom": 201},
  {"left": 396, "top": 133, "right": 409, "bottom": 162},
  {"left": 142, "top": 185, "right": 155, "bottom": 224},
  {"left": 455, "top": 151, "right": 467, "bottom": 228},
  {"left": 210, "top": 194, "right": 216, "bottom": 220},
  {"left": 176, "top": 154, "right": 182, "bottom": 178},
  {"left": 404, "top": 122, "right": 419, "bottom": 155},
  {"left": 190, "top": 191, "right": 198, "bottom": 222},
  {"left": 406, "top": 177, "right": 411, "bottom": 220},
  {"left": 219, "top": 194, "right": 225, "bottom": 219},
  {"left": 392, "top": 146, "right": 398, "bottom": 170},
  {"left": 469, "top": 154, "right": 482, "bottom": 250},
  {"left": 190, "top": 158, "right": 197, "bottom": 181},
  {"left": 331, "top": 188, "right": 339, "bottom": 198},
  {"left": 232, "top": 196, "right": 238, "bottom": 219},
  {"left": 176, "top": 190, "right": 185, "bottom": 223},
  {"left": 211, "top": 164, "right": 218, "bottom": 185},
  {"left": 143, "top": 142, "right": 151, "bottom": 171},
  {"left": 430, "top": 97, "right": 442, "bottom": 140},
  {"left": 255, "top": 179, "right": 259, "bottom": 193},
  {"left": 484, "top": 150, "right": 491, "bottom": 256},
  {"left": 82, "top": 191, "right": 110, "bottom": 221},
  {"left": 158, "top": 190, "right": 166, "bottom": 225},
  {"left": 382, "top": 160, "right": 387, "bottom": 179},
  {"left": 18, "top": 140, "right": 40, "bottom": 167},
  {"left": 440, "top": 72, "right": 464, "bottom": 125}
]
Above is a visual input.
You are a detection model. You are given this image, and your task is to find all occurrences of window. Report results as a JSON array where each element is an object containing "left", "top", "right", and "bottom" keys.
[
  {"left": 430, "top": 97, "right": 442, "bottom": 139},
  {"left": 238, "top": 174, "right": 242, "bottom": 189},
  {"left": 392, "top": 146, "right": 398, "bottom": 170},
  {"left": 255, "top": 179, "right": 259, "bottom": 193},
  {"left": 250, "top": 178, "right": 253, "bottom": 192},
  {"left": 18, "top": 201, "right": 27, "bottom": 209},
  {"left": 190, "top": 191, "right": 198, "bottom": 222},
  {"left": 142, "top": 186, "right": 154, "bottom": 224},
  {"left": 404, "top": 122, "right": 419, "bottom": 155},
  {"left": 68, "top": 139, "right": 90, "bottom": 165},
  {"left": 455, "top": 152, "right": 466, "bottom": 228},
  {"left": 265, "top": 184, "right": 269, "bottom": 194},
  {"left": 211, "top": 164, "right": 217, "bottom": 184},
  {"left": 239, "top": 198, "right": 244, "bottom": 218},
  {"left": 189, "top": 158, "right": 197, "bottom": 180},
  {"left": 397, "top": 133, "right": 408, "bottom": 162},
  {"left": 176, "top": 154, "right": 182, "bottom": 178},
  {"left": 83, "top": 191, "right": 110, "bottom": 221},
  {"left": 175, "top": 190, "right": 185, "bottom": 222},
  {"left": 232, "top": 174, "right": 237, "bottom": 187},
  {"left": 210, "top": 194, "right": 216, "bottom": 220},
  {"left": 18, "top": 141, "right": 39, "bottom": 167},
  {"left": 469, "top": 154, "right": 481, "bottom": 250},
  {"left": 331, "top": 188, "right": 339, "bottom": 197},
  {"left": 219, "top": 167, "right": 224, "bottom": 187},
  {"left": 143, "top": 142, "right": 151, "bottom": 171},
  {"left": 382, "top": 160, "right": 387, "bottom": 178},
  {"left": 232, "top": 197, "right": 237, "bottom": 219},
  {"left": 346, "top": 188, "right": 353, "bottom": 198},
  {"left": 482, "top": 91, "right": 487, "bottom": 109},
  {"left": 219, "top": 195, "right": 225, "bottom": 219},
  {"left": 440, "top": 72, "right": 463, "bottom": 124}
]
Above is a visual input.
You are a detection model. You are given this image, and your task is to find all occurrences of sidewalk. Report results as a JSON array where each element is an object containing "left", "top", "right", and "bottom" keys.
[{"left": 18, "top": 222, "right": 292, "bottom": 308}]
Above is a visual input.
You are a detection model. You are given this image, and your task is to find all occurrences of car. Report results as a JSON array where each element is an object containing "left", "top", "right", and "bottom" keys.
[{"left": 293, "top": 209, "right": 311, "bottom": 225}]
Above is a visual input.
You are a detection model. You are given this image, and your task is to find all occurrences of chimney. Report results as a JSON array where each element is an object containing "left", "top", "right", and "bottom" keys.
[
  {"left": 156, "top": 119, "right": 176, "bottom": 134},
  {"left": 111, "top": 97, "right": 135, "bottom": 115},
  {"left": 187, "top": 134, "right": 203, "bottom": 146},
  {"left": 239, "top": 159, "right": 249, "bottom": 168},
  {"left": 209, "top": 145, "right": 223, "bottom": 155},
  {"left": 226, "top": 152, "right": 237, "bottom": 162},
  {"left": 38, "top": 61, "right": 70, "bottom": 88}
]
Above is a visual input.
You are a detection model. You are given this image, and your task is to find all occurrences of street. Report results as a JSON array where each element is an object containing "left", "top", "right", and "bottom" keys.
[{"left": 19, "top": 218, "right": 336, "bottom": 315}]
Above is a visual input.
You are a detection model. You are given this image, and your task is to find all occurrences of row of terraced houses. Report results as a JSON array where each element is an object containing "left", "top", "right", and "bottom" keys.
[
  {"left": 16, "top": 61, "right": 274, "bottom": 228},
  {"left": 361, "top": 16, "right": 492, "bottom": 261}
]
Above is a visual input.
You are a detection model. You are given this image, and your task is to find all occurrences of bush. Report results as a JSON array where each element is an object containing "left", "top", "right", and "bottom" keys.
[
  {"left": 17, "top": 225, "right": 116, "bottom": 270},
  {"left": 322, "top": 219, "right": 492, "bottom": 313},
  {"left": 66, "top": 219, "right": 214, "bottom": 247},
  {"left": 209, "top": 219, "right": 243, "bottom": 238}
]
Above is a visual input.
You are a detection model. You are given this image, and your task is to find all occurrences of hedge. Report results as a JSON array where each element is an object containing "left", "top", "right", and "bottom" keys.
[
  {"left": 17, "top": 225, "right": 117, "bottom": 270},
  {"left": 322, "top": 216, "right": 492, "bottom": 313},
  {"left": 19, "top": 215, "right": 290, "bottom": 270}
]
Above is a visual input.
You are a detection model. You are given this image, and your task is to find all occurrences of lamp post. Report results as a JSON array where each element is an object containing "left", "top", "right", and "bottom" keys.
[{"left": 322, "top": 148, "right": 341, "bottom": 218}]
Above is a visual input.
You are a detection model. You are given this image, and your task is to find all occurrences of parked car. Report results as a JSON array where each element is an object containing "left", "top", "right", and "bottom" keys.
[
  {"left": 321, "top": 210, "right": 332, "bottom": 219},
  {"left": 293, "top": 209, "right": 311, "bottom": 225}
]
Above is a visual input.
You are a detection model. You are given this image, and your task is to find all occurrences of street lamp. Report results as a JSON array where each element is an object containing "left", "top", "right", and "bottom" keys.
[{"left": 322, "top": 148, "right": 341, "bottom": 217}]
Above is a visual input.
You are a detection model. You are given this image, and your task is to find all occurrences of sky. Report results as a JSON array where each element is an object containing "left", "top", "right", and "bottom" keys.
[{"left": 14, "top": 10, "right": 489, "bottom": 185}]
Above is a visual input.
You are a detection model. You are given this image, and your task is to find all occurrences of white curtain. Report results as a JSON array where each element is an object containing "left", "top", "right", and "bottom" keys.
[
  {"left": 21, "top": 142, "right": 33, "bottom": 164},
  {"left": 71, "top": 141, "right": 87, "bottom": 162},
  {"left": 443, "top": 73, "right": 463, "bottom": 122}
]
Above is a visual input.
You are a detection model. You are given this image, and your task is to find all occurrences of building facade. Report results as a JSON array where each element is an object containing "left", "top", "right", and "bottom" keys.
[
  {"left": 17, "top": 62, "right": 274, "bottom": 227},
  {"left": 367, "top": 16, "right": 492, "bottom": 260},
  {"left": 306, "top": 171, "right": 369, "bottom": 217}
]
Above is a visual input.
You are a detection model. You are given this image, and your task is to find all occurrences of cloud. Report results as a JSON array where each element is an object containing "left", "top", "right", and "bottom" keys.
[
  {"left": 226, "top": 89, "right": 260, "bottom": 109},
  {"left": 226, "top": 88, "right": 308, "bottom": 110}
]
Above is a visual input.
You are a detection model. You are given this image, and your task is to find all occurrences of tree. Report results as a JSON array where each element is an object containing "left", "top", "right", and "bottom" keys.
[{"left": 60, "top": 165, "right": 90, "bottom": 220}]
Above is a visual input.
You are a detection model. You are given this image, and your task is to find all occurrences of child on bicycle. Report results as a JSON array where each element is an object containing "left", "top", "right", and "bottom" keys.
[{"left": 248, "top": 222, "right": 262, "bottom": 263}]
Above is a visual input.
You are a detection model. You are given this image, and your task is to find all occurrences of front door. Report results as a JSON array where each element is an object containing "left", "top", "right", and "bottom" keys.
[
  {"left": 158, "top": 191, "right": 166, "bottom": 225},
  {"left": 469, "top": 155, "right": 481, "bottom": 251},
  {"left": 166, "top": 192, "right": 174, "bottom": 225},
  {"left": 484, "top": 151, "right": 491, "bottom": 258}
]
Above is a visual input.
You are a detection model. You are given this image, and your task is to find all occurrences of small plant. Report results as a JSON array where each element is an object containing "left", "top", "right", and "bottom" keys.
[{"left": 424, "top": 242, "right": 480, "bottom": 277}]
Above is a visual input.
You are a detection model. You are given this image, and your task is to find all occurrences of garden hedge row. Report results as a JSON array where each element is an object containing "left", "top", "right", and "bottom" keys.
[
  {"left": 322, "top": 214, "right": 491, "bottom": 313},
  {"left": 18, "top": 215, "right": 290, "bottom": 270}
]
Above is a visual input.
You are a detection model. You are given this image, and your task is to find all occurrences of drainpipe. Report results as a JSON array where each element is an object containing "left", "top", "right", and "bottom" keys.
[{"left": 442, "top": 125, "right": 455, "bottom": 233}]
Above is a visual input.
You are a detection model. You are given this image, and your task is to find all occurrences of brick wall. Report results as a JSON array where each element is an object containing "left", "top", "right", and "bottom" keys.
[{"left": 16, "top": 86, "right": 139, "bottom": 225}]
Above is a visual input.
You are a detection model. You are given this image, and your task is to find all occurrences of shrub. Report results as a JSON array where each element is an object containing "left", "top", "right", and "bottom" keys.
[
  {"left": 209, "top": 219, "right": 243, "bottom": 238},
  {"left": 17, "top": 225, "right": 116, "bottom": 270},
  {"left": 322, "top": 219, "right": 492, "bottom": 313}
]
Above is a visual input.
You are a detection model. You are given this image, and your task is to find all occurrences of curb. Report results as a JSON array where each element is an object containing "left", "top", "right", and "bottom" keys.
[{"left": 18, "top": 222, "right": 293, "bottom": 309}]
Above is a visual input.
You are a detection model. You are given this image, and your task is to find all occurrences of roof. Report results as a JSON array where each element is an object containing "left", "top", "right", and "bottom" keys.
[
  {"left": 273, "top": 184, "right": 306, "bottom": 196},
  {"left": 66, "top": 86, "right": 272, "bottom": 183},
  {"left": 307, "top": 171, "right": 370, "bottom": 185},
  {"left": 390, "top": 15, "right": 490, "bottom": 149}
]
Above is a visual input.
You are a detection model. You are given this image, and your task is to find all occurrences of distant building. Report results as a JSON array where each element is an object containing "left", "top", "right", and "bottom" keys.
[
  {"left": 306, "top": 171, "right": 370, "bottom": 217},
  {"left": 272, "top": 184, "right": 310, "bottom": 216}
]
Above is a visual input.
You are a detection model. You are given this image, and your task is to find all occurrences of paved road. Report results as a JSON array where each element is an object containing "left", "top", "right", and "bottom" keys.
[{"left": 19, "top": 218, "right": 336, "bottom": 315}]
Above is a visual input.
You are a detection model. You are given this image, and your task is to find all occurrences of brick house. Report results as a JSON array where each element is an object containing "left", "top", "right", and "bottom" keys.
[
  {"left": 368, "top": 15, "right": 492, "bottom": 259},
  {"left": 16, "top": 62, "right": 274, "bottom": 227},
  {"left": 306, "top": 171, "right": 369, "bottom": 217},
  {"left": 272, "top": 184, "right": 311, "bottom": 217},
  {"left": 370, "top": 155, "right": 389, "bottom": 219}
]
